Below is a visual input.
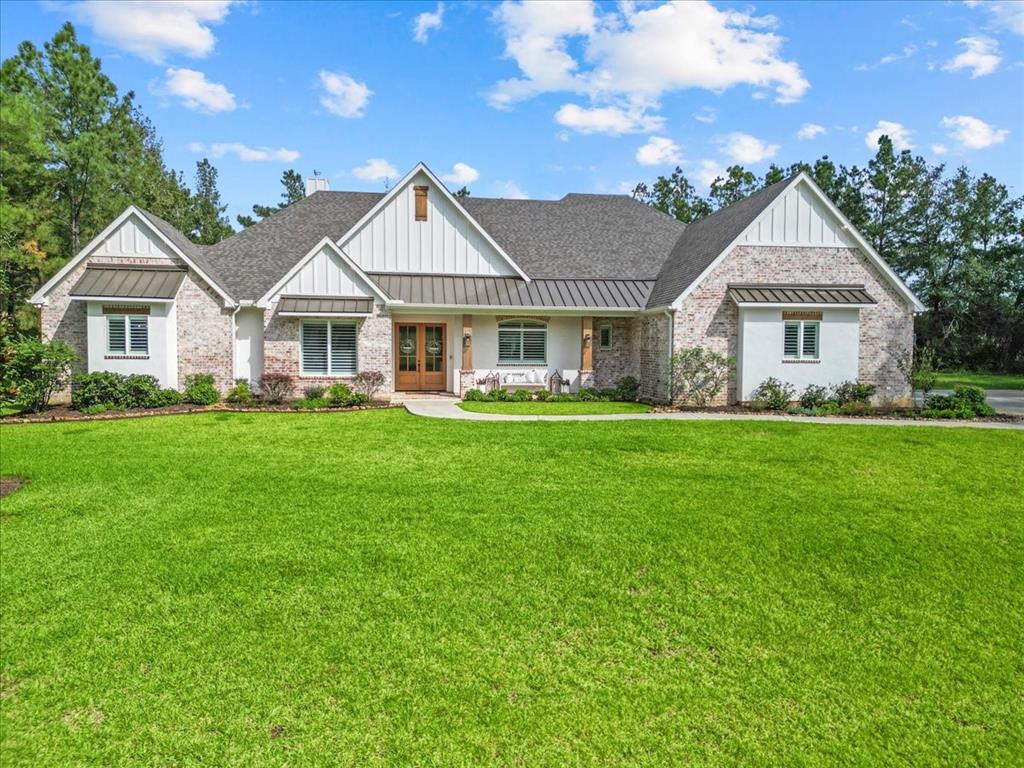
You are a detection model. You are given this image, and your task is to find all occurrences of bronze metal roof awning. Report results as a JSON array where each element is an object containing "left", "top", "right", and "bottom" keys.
[
  {"left": 728, "top": 284, "right": 877, "bottom": 306},
  {"left": 69, "top": 265, "right": 186, "bottom": 300},
  {"left": 368, "top": 273, "right": 655, "bottom": 309},
  {"left": 277, "top": 295, "right": 374, "bottom": 315}
]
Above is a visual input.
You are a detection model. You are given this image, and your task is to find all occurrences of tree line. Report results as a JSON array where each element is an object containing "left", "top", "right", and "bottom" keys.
[{"left": 632, "top": 140, "right": 1024, "bottom": 373}]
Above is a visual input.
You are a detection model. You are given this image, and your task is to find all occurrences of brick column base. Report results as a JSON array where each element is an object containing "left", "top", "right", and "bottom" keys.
[
  {"left": 459, "top": 369, "right": 476, "bottom": 397},
  {"left": 578, "top": 369, "right": 594, "bottom": 389}
]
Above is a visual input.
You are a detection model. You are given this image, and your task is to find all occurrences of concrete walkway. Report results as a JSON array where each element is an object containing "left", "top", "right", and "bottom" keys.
[{"left": 402, "top": 398, "right": 1024, "bottom": 430}]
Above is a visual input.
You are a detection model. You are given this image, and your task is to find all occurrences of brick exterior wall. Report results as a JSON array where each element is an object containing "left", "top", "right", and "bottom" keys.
[
  {"left": 40, "top": 259, "right": 90, "bottom": 378},
  {"left": 638, "top": 312, "right": 673, "bottom": 403},
  {"left": 176, "top": 270, "right": 234, "bottom": 392},
  {"left": 673, "top": 245, "right": 914, "bottom": 404},
  {"left": 263, "top": 303, "right": 393, "bottom": 394},
  {"left": 592, "top": 317, "right": 638, "bottom": 388}
]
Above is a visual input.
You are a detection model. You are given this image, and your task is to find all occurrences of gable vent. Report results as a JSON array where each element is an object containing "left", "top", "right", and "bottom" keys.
[{"left": 414, "top": 185, "right": 428, "bottom": 222}]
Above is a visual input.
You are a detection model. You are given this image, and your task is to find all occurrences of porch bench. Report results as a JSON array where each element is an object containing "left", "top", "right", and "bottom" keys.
[{"left": 496, "top": 370, "right": 548, "bottom": 391}]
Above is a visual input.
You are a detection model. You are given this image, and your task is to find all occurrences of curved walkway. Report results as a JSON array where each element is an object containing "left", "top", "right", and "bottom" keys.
[{"left": 402, "top": 399, "right": 1024, "bottom": 430}]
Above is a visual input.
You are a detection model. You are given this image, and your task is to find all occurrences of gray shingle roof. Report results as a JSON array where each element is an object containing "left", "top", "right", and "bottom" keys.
[
  {"left": 368, "top": 273, "right": 653, "bottom": 309},
  {"left": 645, "top": 175, "right": 797, "bottom": 308}
]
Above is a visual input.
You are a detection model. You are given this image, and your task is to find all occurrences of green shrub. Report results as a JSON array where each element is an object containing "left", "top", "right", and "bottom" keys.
[
  {"left": 511, "top": 389, "right": 532, "bottom": 401},
  {"left": 534, "top": 389, "right": 551, "bottom": 401},
  {"left": 921, "top": 408, "right": 967, "bottom": 420},
  {"left": 493, "top": 388, "right": 514, "bottom": 402},
  {"left": 80, "top": 403, "right": 110, "bottom": 415},
  {"left": 924, "top": 386, "right": 993, "bottom": 418},
  {"left": 463, "top": 388, "right": 487, "bottom": 401},
  {"left": 798, "top": 384, "right": 831, "bottom": 409},
  {"left": 327, "top": 382, "right": 358, "bottom": 406},
  {"left": 73, "top": 371, "right": 131, "bottom": 410},
  {"left": 148, "top": 388, "right": 183, "bottom": 408},
  {"left": 124, "top": 374, "right": 160, "bottom": 406},
  {"left": 833, "top": 380, "right": 876, "bottom": 406},
  {"left": 1, "top": 337, "right": 78, "bottom": 413},
  {"left": 259, "top": 373, "right": 293, "bottom": 404},
  {"left": 839, "top": 401, "right": 872, "bottom": 416},
  {"left": 613, "top": 376, "right": 640, "bottom": 402},
  {"left": 814, "top": 402, "right": 841, "bottom": 416},
  {"left": 352, "top": 370, "right": 386, "bottom": 400},
  {"left": 293, "top": 397, "right": 331, "bottom": 410},
  {"left": 548, "top": 393, "right": 575, "bottom": 402},
  {"left": 577, "top": 387, "right": 599, "bottom": 401},
  {"left": 750, "top": 377, "right": 795, "bottom": 411},
  {"left": 303, "top": 385, "right": 325, "bottom": 399},
  {"left": 183, "top": 373, "right": 219, "bottom": 405},
  {"left": 226, "top": 379, "right": 255, "bottom": 406},
  {"left": 670, "top": 347, "right": 733, "bottom": 406}
]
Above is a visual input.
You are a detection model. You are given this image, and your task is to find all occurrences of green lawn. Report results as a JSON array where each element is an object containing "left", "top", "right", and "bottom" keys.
[
  {"left": 1, "top": 411, "right": 1022, "bottom": 765},
  {"left": 459, "top": 400, "right": 652, "bottom": 415},
  {"left": 934, "top": 370, "right": 1024, "bottom": 390}
]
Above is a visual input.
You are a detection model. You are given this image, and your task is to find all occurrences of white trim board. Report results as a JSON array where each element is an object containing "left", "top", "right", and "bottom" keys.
[{"left": 670, "top": 174, "right": 925, "bottom": 313}]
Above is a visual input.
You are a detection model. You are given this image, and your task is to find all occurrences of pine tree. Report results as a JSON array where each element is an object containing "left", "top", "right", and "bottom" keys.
[{"left": 190, "top": 159, "right": 233, "bottom": 245}]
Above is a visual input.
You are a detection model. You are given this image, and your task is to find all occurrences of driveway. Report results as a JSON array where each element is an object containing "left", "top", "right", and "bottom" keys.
[{"left": 915, "top": 389, "right": 1024, "bottom": 416}]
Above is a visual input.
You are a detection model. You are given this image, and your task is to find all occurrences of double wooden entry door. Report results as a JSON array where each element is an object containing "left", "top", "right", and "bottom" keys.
[{"left": 395, "top": 323, "right": 447, "bottom": 391}]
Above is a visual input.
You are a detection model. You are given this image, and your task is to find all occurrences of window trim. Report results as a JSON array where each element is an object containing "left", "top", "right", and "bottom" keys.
[
  {"left": 105, "top": 313, "right": 149, "bottom": 357},
  {"left": 783, "top": 319, "right": 820, "bottom": 361},
  {"left": 299, "top": 318, "right": 359, "bottom": 377},
  {"left": 599, "top": 324, "right": 613, "bottom": 350},
  {"left": 497, "top": 319, "right": 548, "bottom": 366}
]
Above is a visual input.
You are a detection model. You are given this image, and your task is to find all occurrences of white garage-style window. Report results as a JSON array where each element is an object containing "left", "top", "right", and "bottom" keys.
[
  {"left": 106, "top": 314, "right": 148, "bottom": 356},
  {"left": 300, "top": 319, "right": 357, "bottom": 376},
  {"left": 498, "top": 319, "right": 547, "bottom": 365},
  {"left": 784, "top": 320, "right": 820, "bottom": 360}
]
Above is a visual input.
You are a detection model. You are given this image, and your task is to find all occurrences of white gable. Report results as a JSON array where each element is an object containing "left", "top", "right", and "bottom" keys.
[
  {"left": 280, "top": 243, "right": 373, "bottom": 297},
  {"left": 91, "top": 213, "right": 178, "bottom": 260},
  {"left": 342, "top": 171, "right": 515, "bottom": 276},
  {"left": 741, "top": 180, "right": 857, "bottom": 248}
]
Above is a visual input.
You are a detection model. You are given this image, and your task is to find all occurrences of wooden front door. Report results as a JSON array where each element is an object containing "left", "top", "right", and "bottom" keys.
[{"left": 395, "top": 323, "right": 447, "bottom": 391}]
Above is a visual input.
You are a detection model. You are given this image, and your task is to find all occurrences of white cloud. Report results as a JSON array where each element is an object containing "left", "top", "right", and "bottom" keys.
[
  {"left": 930, "top": 144, "right": 949, "bottom": 155},
  {"left": 941, "top": 115, "right": 1009, "bottom": 150},
  {"left": 718, "top": 132, "right": 779, "bottom": 164},
  {"left": 796, "top": 123, "right": 826, "bottom": 141},
  {"left": 554, "top": 103, "right": 663, "bottom": 135},
  {"left": 695, "top": 159, "right": 727, "bottom": 188},
  {"left": 441, "top": 162, "right": 479, "bottom": 185},
  {"left": 694, "top": 106, "right": 717, "bottom": 124},
  {"left": 413, "top": 3, "right": 445, "bottom": 43},
  {"left": 499, "top": 180, "right": 529, "bottom": 199},
  {"left": 865, "top": 120, "right": 913, "bottom": 151},
  {"left": 352, "top": 158, "right": 398, "bottom": 182},
  {"left": 943, "top": 36, "right": 1001, "bottom": 77},
  {"left": 635, "top": 136, "right": 682, "bottom": 166},
  {"left": 855, "top": 45, "right": 917, "bottom": 71},
  {"left": 964, "top": 0, "right": 1024, "bottom": 36},
  {"left": 161, "top": 67, "right": 236, "bottom": 113},
  {"left": 318, "top": 71, "right": 372, "bottom": 118},
  {"left": 59, "top": 0, "right": 237, "bottom": 63},
  {"left": 487, "top": 0, "right": 808, "bottom": 129},
  {"left": 190, "top": 142, "right": 300, "bottom": 162}
]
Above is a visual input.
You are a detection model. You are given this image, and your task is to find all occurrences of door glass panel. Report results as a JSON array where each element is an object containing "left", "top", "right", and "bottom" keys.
[
  {"left": 398, "top": 326, "right": 417, "bottom": 372},
  {"left": 424, "top": 326, "right": 444, "bottom": 373}
]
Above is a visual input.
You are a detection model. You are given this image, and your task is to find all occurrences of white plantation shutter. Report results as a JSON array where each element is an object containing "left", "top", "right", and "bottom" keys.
[
  {"left": 783, "top": 322, "right": 799, "bottom": 358},
  {"left": 301, "top": 321, "right": 329, "bottom": 375},
  {"left": 497, "top": 320, "right": 547, "bottom": 364},
  {"left": 107, "top": 315, "right": 126, "bottom": 354},
  {"left": 801, "top": 321, "right": 820, "bottom": 359},
  {"left": 330, "top": 322, "right": 357, "bottom": 375},
  {"left": 129, "top": 315, "right": 148, "bottom": 355}
]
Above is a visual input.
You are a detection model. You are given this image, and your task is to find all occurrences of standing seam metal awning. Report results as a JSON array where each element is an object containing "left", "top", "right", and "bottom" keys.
[
  {"left": 728, "top": 284, "right": 877, "bottom": 305},
  {"left": 69, "top": 265, "right": 186, "bottom": 299},
  {"left": 276, "top": 295, "right": 374, "bottom": 315},
  {"left": 367, "top": 273, "right": 655, "bottom": 309}
]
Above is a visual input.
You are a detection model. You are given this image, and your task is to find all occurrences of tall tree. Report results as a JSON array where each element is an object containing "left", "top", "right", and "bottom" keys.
[
  {"left": 190, "top": 159, "right": 233, "bottom": 245},
  {"left": 237, "top": 169, "right": 305, "bottom": 228},
  {"left": 631, "top": 167, "right": 711, "bottom": 223},
  {"left": 708, "top": 166, "right": 759, "bottom": 210}
]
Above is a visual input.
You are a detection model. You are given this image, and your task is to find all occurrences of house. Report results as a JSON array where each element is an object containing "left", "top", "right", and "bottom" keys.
[{"left": 30, "top": 162, "right": 924, "bottom": 404}]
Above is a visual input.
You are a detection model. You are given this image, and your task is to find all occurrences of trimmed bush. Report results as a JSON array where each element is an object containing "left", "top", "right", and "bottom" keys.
[
  {"left": 463, "top": 388, "right": 487, "bottom": 401},
  {"left": 183, "top": 374, "right": 219, "bottom": 406},
  {"left": 259, "top": 373, "right": 293, "bottom": 404},
  {"left": 327, "top": 382, "right": 358, "bottom": 406},
  {"left": 750, "top": 377, "right": 795, "bottom": 411},
  {"left": 148, "top": 388, "right": 183, "bottom": 408},
  {"left": 534, "top": 389, "right": 551, "bottom": 401},
  {"left": 1, "top": 338, "right": 78, "bottom": 413},
  {"left": 814, "top": 402, "right": 841, "bottom": 416},
  {"left": 352, "top": 370, "right": 386, "bottom": 400},
  {"left": 839, "top": 401, "right": 872, "bottom": 416},
  {"left": 303, "top": 385, "right": 326, "bottom": 399},
  {"left": 798, "top": 384, "right": 831, "bottom": 410},
  {"left": 613, "top": 376, "right": 639, "bottom": 402},
  {"left": 124, "top": 374, "right": 160, "bottom": 406},
  {"left": 511, "top": 388, "right": 532, "bottom": 401},
  {"left": 293, "top": 397, "right": 331, "bottom": 410},
  {"left": 226, "top": 379, "right": 255, "bottom": 406},
  {"left": 72, "top": 371, "right": 131, "bottom": 410},
  {"left": 833, "top": 381, "right": 876, "bottom": 407},
  {"left": 924, "top": 385, "right": 994, "bottom": 418}
]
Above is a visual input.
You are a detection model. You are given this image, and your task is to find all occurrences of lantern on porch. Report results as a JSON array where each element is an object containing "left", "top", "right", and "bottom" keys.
[
  {"left": 548, "top": 370, "right": 565, "bottom": 394},
  {"left": 484, "top": 371, "right": 501, "bottom": 393}
]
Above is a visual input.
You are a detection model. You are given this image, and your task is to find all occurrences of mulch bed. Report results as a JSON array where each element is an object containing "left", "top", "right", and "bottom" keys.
[
  {"left": 0, "top": 401, "right": 396, "bottom": 424},
  {"left": 1, "top": 477, "right": 26, "bottom": 497}
]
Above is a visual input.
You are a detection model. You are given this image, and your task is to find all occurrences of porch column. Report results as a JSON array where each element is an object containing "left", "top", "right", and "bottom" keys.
[
  {"left": 580, "top": 316, "right": 594, "bottom": 388},
  {"left": 459, "top": 313, "right": 475, "bottom": 395}
]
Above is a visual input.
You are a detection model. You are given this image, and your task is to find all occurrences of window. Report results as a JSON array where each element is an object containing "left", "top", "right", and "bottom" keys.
[
  {"left": 783, "top": 320, "right": 820, "bottom": 360},
  {"left": 106, "top": 314, "right": 148, "bottom": 356},
  {"left": 498, "top": 320, "right": 547, "bottom": 365},
  {"left": 599, "top": 324, "right": 613, "bottom": 350},
  {"left": 300, "top": 319, "right": 357, "bottom": 376}
]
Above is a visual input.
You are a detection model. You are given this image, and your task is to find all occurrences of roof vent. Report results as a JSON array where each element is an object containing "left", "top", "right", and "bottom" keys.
[{"left": 305, "top": 176, "right": 329, "bottom": 196}]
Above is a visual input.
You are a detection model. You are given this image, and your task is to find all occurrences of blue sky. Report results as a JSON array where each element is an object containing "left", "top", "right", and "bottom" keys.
[{"left": 3, "top": 1, "right": 1022, "bottom": 224}]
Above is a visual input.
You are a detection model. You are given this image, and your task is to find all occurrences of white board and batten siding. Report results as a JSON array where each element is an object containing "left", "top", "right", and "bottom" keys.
[
  {"left": 741, "top": 181, "right": 857, "bottom": 248},
  {"left": 92, "top": 214, "right": 178, "bottom": 261},
  {"left": 342, "top": 172, "right": 515, "bottom": 276},
  {"left": 279, "top": 244, "right": 374, "bottom": 297}
]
